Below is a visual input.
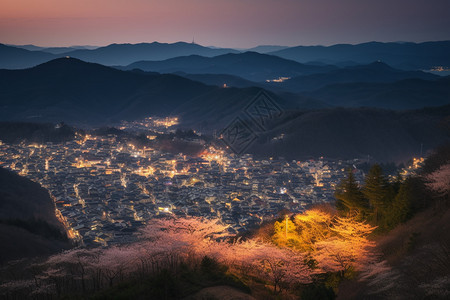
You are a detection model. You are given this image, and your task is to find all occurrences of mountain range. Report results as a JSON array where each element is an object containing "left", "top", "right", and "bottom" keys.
[
  {"left": 0, "top": 58, "right": 291, "bottom": 126},
  {"left": 3, "top": 57, "right": 448, "bottom": 126},
  {"left": 2, "top": 41, "right": 449, "bottom": 71},
  {"left": 269, "top": 41, "right": 450, "bottom": 70},
  {"left": 0, "top": 57, "right": 448, "bottom": 162},
  {"left": 58, "top": 42, "right": 240, "bottom": 66},
  {"left": 123, "top": 52, "right": 336, "bottom": 82},
  {"left": 167, "top": 61, "right": 447, "bottom": 111},
  {"left": 0, "top": 42, "right": 239, "bottom": 69},
  {"left": 165, "top": 60, "right": 449, "bottom": 110}
]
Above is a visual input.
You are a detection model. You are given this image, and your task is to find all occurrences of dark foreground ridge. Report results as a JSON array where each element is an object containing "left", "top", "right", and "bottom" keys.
[{"left": 0, "top": 167, "right": 70, "bottom": 264}]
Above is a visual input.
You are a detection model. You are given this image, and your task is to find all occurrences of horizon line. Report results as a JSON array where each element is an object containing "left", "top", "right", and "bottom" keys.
[{"left": 3, "top": 39, "right": 450, "bottom": 50}]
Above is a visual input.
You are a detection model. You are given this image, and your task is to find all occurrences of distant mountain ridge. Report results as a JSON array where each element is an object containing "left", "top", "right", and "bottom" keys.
[
  {"left": 124, "top": 52, "right": 337, "bottom": 81},
  {"left": 58, "top": 42, "right": 240, "bottom": 66},
  {"left": 0, "top": 42, "right": 240, "bottom": 69},
  {"left": 2, "top": 40, "right": 449, "bottom": 71},
  {"left": 269, "top": 41, "right": 450, "bottom": 70}
]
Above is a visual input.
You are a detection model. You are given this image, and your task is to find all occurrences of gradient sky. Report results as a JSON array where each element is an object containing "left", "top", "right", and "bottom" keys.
[{"left": 1, "top": 0, "right": 449, "bottom": 48}]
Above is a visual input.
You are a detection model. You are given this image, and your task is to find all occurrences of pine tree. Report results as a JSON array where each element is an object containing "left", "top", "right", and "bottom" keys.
[
  {"left": 335, "top": 169, "right": 367, "bottom": 217},
  {"left": 362, "top": 164, "right": 391, "bottom": 223},
  {"left": 385, "top": 178, "right": 413, "bottom": 229}
]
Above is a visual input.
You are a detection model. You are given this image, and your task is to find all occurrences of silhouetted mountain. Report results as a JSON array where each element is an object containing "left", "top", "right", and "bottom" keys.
[
  {"left": 0, "top": 44, "right": 55, "bottom": 69},
  {"left": 0, "top": 167, "right": 70, "bottom": 263},
  {"left": 270, "top": 41, "right": 450, "bottom": 70},
  {"left": 0, "top": 57, "right": 221, "bottom": 125},
  {"left": 125, "top": 52, "right": 337, "bottom": 81},
  {"left": 302, "top": 76, "right": 450, "bottom": 110},
  {"left": 0, "top": 58, "right": 293, "bottom": 126},
  {"left": 60, "top": 42, "right": 240, "bottom": 66},
  {"left": 245, "top": 105, "right": 450, "bottom": 162},
  {"left": 272, "top": 61, "right": 439, "bottom": 93}
]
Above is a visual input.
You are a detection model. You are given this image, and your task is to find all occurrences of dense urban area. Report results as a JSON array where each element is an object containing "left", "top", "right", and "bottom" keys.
[{"left": 0, "top": 117, "right": 374, "bottom": 247}]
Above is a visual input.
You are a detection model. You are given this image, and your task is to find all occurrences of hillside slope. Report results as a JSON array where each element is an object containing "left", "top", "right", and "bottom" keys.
[
  {"left": 0, "top": 168, "right": 70, "bottom": 264},
  {"left": 245, "top": 106, "right": 450, "bottom": 162}
]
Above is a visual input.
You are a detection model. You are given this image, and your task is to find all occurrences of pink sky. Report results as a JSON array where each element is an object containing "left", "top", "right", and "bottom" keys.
[{"left": 1, "top": 0, "right": 449, "bottom": 48}]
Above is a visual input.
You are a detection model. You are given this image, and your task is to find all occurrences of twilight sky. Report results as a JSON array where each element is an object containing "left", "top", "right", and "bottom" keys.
[{"left": 1, "top": 0, "right": 449, "bottom": 48}]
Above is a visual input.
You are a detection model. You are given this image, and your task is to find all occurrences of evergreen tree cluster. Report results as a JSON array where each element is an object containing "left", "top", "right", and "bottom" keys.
[
  {"left": 335, "top": 165, "right": 420, "bottom": 231},
  {"left": 334, "top": 143, "right": 450, "bottom": 231}
]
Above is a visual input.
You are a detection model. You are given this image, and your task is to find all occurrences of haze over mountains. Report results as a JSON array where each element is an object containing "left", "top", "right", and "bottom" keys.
[
  {"left": 1, "top": 40, "right": 449, "bottom": 70},
  {"left": 0, "top": 40, "right": 449, "bottom": 162},
  {"left": 0, "top": 42, "right": 239, "bottom": 69}
]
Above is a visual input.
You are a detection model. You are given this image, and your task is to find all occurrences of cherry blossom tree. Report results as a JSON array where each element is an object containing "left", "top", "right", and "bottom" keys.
[
  {"left": 312, "top": 216, "right": 377, "bottom": 276},
  {"left": 139, "top": 217, "right": 230, "bottom": 267},
  {"left": 425, "top": 163, "right": 450, "bottom": 196},
  {"left": 219, "top": 238, "right": 311, "bottom": 293},
  {"left": 294, "top": 209, "right": 334, "bottom": 252},
  {"left": 0, "top": 216, "right": 313, "bottom": 297}
]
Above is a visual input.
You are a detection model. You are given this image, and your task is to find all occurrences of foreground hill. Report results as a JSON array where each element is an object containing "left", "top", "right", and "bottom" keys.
[
  {"left": 338, "top": 145, "right": 450, "bottom": 299},
  {"left": 124, "top": 52, "right": 336, "bottom": 82},
  {"left": 270, "top": 41, "right": 450, "bottom": 70},
  {"left": 0, "top": 168, "right": 70, "bottom": 264},
  {"left": 244, "top": 106, "right": 450, "bottom": 162}
]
